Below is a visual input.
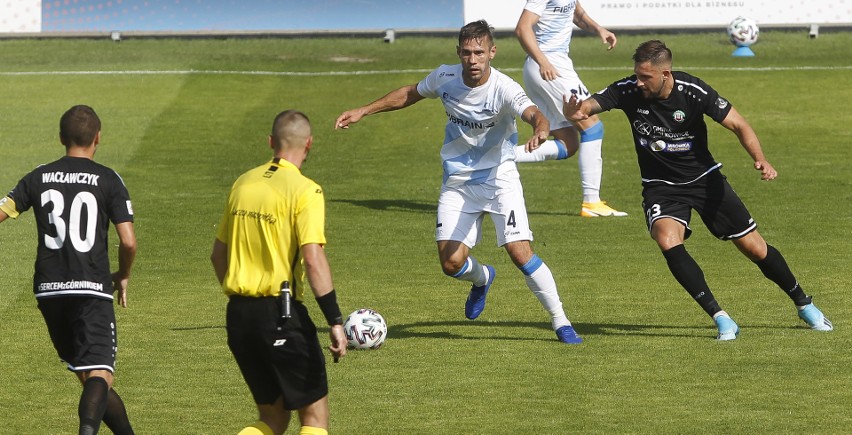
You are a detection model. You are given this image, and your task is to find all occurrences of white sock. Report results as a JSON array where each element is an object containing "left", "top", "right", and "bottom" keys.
[
  {"left": 452, "top": 256, "right": 488, "bottom": 286},
  {"left": 520, "top": 255, "right": 570, "bottom": 330},
  {"left": 578, "top": 122, "right": 604, "bottom": 203},
  {"left": 514, "top": 139, "right": 568, "bottom": 163}
]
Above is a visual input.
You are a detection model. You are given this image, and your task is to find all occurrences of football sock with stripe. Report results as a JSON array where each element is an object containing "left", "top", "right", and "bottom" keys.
[
  {"left": 662, "top": 244, "right": 722, "bottom": 317},
  {"left": 300, "top": 426, "right": 329, "bottom": 435},
  {"left": 102, "top": 388, "right": 134, "bottom": 435},
  {"left": 513, "top": 139, "right": 570, "bottom": 162},
  {"left": 520, "top": 255, "right": 570, "bottom": 329},
  {"left": 450, "top": 256, "right": 488, "bottom": 286},
  {"left": 753, "top": 244, "right": 811, "bottom": 306},
  {"left": 578, "top": 121, "right": 604, "bottom": 203},
  {"left": 78, "top": 376, "right": 109, "bottom": 435},
  {"left": 237, "top": 421, "right": 274, "bottom": 435}
]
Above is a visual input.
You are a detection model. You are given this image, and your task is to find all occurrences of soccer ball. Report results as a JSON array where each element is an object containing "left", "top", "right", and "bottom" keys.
[
  {"left": 343, "top": 308, "right": 387, "bottom": 349},
  {"left": 727, "top": 16, "right": 759, "bottom": 47}
]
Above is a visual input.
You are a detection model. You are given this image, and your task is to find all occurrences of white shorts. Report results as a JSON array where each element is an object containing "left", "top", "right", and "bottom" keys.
[
  {"left": 435, "top": 176, "right": 533, "bottom": 248},
  {"left": 523, "top": 52, "right": 590, "bottom": 131}
]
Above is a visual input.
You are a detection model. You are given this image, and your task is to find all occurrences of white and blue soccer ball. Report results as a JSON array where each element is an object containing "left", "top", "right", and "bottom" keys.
[
  {"left": 727, "top": 16, "right": 759, "bottom": 47},
  {"left": 343, "top": 308, "right": 387, "bottom": 349}
]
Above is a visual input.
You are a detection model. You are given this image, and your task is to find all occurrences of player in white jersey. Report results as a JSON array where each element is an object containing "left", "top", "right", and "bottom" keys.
[
  {"left": 335, "top": 20, "right": 583, "bottom": 344},
  {"left": 515, "top": 0, "right": 627, "bottom": 217}
]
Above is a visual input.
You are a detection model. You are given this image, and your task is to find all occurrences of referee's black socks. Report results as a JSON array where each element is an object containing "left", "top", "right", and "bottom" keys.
[
  {"left": 754, "top": 244, "right": 812, "bottom": 307},
  {"left": 662, "top": 244, "right": 722, "bottom": 317}
]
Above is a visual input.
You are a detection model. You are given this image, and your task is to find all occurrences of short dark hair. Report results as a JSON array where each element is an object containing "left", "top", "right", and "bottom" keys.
[
  {"left": 271, "top": 110, "right": 310, "bottom": 137},
  {"left": 59, "top": 105, "right": 101, "bottom": 147},
  {"left": 633, "top": 40, "right": 672, "bottom": 66},
  {"left": 458, "top": 20, "right": 494, "bottom": 47}
]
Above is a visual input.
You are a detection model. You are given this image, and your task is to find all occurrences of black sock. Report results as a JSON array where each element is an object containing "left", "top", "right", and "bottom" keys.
[
  {"left": 78, "top": 377, "right": 109, "bottom": 435},
  {"left": 102, "top": 389, "right": 134, "bottom": 435},
  {"left": 754, "top": 245, "right": 811, "bottom": 306},
  {"left": 662, "top": 244, "right": 722, "bottom": 317}
]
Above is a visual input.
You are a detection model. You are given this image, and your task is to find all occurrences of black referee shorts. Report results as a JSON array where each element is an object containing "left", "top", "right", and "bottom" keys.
[
  {"left": 37, "top": 296, "right": 117, "bottom": 373},
  {"left": 226, "top": 295, "right": 328, "bottom": 410},
  {"left": 641, "top": 171, "right": 757, "bottom": 240}
]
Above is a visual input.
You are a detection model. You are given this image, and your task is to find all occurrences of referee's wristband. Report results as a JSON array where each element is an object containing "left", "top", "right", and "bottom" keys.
[{"left": 316, "top": 290, "right": 343, "bottom": 326}]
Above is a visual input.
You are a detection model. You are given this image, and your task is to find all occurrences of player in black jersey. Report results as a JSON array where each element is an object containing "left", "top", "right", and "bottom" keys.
[
  {"left": 0, "top": 105, "right": 137, "bottom": 434},
  {"left": 563, "top": 40, "right": 833, "bottom": 340}
]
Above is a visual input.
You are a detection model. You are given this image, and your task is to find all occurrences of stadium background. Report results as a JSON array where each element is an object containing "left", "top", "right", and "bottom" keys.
[{"left": 1, "top": 0, "right": 849, "bottom": 33}]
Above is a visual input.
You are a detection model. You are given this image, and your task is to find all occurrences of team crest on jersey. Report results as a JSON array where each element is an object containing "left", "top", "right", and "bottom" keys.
[
  {"left": 672, "top": 110, "right": 686, "bottom": 123},
  {"left": 717, "top": 97, "right": 729, "bottom": 109}
]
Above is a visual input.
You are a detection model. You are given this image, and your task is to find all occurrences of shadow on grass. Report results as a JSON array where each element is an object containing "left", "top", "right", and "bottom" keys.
[
  {"left": 330, "top": 198, "right": 434, "bottom": 213},
  {"left": 331, "top": 198, "right": 581, "bottom": 217},
  {"left": 360, "top": 320, "right": 725, "bottom": 341}
]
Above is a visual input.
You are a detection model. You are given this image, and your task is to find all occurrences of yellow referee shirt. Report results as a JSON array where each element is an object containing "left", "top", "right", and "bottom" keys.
[{"left": 216, "top": 158, "right": 326, "bottom": 301}]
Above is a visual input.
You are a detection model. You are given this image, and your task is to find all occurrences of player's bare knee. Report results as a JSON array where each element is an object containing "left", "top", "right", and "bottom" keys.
[{"left": 440, "top": 258, "right": 465, "bottom": 276}]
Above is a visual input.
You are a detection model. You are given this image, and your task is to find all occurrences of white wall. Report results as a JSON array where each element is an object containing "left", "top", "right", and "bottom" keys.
[
  {"left": 0, "top": 0, "right": 41, "bottom": 32},
  {"left": 464, "top": 0, "right": 851, "bottom": 30}
]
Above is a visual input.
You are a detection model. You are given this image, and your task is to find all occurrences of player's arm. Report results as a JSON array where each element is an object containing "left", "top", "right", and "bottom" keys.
[
  {"left": 210, "top": 239, "right": 228, "bottom": 284},
  {"left": 520, "top": 105, "right": 550, "bottom": 153},
  {"left": 573, "top": 1, "right": 616, "bottom": 50},
  {"left": 719, "top": 107, "right": 777, "bottom": 181},
  {"left": 112, "top": 221, "right": 137, "bottom": 308},
  {"left": 0, "top": 209, "right": 7, "bottom": 223},
  {"left": 515, "top": 10, "right": 560, "bottom": 81},
  {"left": 563, "top": 92, "right": 603, "bottom": 123},
  {"left": 302, "top": 243, "right": 347, "bottom": 361},
  {"left": 335, "top": 84, "right": 424, "bottom": 129}
]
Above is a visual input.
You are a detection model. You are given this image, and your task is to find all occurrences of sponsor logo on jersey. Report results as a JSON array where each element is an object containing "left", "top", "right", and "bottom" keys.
[
  {"left": 717, "top": 97, "right": 729, "bottom": 109},
  {"left": 273, "top": 339, "right": 287, "bottom": 346},
  {"left": 633, "top": 121, "right": 652, "bottom": 135},
  {"left": 442, "top": 92, "right": 460, "bottom": 104},
  {"left": 38, "top": 280, "right": 104, "bottom": 292},
  {"left": 126, "top": 200, "right": 134, "bottom": 215},
  {"left": 672, "top": 110, "right": 686, "bottom": 123},
  {"left": 446, "top": 112, "right": 485, "bottom": 129},
  {"left": 637, "top": 108, "right": 649, "bottom": 115}
]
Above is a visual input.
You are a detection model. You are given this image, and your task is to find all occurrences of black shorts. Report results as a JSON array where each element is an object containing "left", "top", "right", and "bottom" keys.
[
  {"left": 226, "top": 295, "right": 327, "bottom": 410},
  {"left": 641, "top": 171, "right": 757, "bottom": 240},
  {"left": 37, "top": 296, "right": 117, "bottom": 373}
]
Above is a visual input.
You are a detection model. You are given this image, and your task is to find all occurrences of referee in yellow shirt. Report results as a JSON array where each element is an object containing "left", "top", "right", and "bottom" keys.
[{"left": 211, "top": 110, "right": 347, "bottom": 435}]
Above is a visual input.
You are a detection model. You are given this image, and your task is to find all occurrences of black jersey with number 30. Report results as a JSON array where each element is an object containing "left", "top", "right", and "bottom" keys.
[
  {"left": 591, "top": 71, "right": 733, "bottom": 185},
  {"left": 4, "top": 156, "right": 133, "bottom": 300}
]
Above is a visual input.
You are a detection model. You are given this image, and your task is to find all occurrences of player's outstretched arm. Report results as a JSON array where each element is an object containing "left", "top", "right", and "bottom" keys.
[
  {"left": 520, "top": 106, "right": 550, "bottom": 153},
  {"left": 303, "top": 243, "right": 347, "bottom": 362},
  {"left": 720, "top": 107, "right": 777, "bottom": 181},
  {"left": 112, "top": 221, "right": 137, "bottom": 308},
  {"left": 335, "top": 84, "right": 424, "bottom": 129},
  {"left": 562, "top": 92, "right": 601, "bottom": 123},
  {"left": 574, "top": 1, "right": 616, "bottom": 50}
]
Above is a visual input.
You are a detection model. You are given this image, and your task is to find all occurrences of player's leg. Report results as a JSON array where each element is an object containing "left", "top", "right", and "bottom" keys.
[
  {"left": 651, "top": 218, "right": 736, "bottom": 340},
  {"left": 494, "top": 181, "right": 581, "bottom": 343},
  {"left": 733, "top": 231, "right": 832, "bottom": 331},
  {"left": 77, "top": 370, "right": 114, "bottom": 435},
  {"left": 101, "top": 388, "right": 134, "bottom": 435},
  {"left": 227, "top": 297, "right": 293, "bottom": 435},
  {"left": 295, "top": 395, "right": 330, "bottom": 435},
  {"left": 436, "top": 187, "right": 494, "bottom": 319},
  {"left": 236, "top": 397, "right": 290, "bottom": 435},
  {"left": 703, "top": 176, "right": 831, "bottom": 331},
  {"left": 573, "top": 114, "right": 625, "bottom": 217},
  {"left": 516, "top": 56, "right": 574, "bottom": 163}
]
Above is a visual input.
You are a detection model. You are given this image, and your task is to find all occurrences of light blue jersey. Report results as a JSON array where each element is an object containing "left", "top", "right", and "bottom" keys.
[
  {"left": 417, "top": 64, "right": 534, "bottom": 188},
  {"left": 525, "top": 0, "right": 576, "bottom": 54}
]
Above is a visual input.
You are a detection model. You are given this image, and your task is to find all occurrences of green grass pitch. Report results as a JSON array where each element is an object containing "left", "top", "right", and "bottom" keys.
[{"left": 0, "top": 30, "right": 850, "bottom": 433}]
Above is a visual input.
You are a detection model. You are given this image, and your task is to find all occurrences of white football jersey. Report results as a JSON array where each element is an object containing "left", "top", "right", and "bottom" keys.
[
  {"left": 417, "top": 64, "right": 534, "bottom": 188},
  {"left": 524, "top": 0, "right": 576, "bottom": 54}
]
